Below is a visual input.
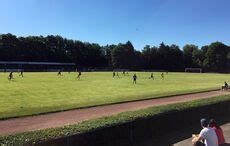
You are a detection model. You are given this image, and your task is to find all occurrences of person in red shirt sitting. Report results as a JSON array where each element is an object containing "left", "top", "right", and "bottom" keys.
[{"left": 209, "top": 119, "right": 225, "bottom": 145}]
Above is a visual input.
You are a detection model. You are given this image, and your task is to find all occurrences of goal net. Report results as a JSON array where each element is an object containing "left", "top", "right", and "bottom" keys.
[{"left": 185, "top": 68, "right": 202, "bottom": 73}]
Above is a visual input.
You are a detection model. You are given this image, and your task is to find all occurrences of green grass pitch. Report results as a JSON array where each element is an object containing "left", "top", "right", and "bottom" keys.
[{"left": 0, "top": 72, "right": 229, "bottom": 119}]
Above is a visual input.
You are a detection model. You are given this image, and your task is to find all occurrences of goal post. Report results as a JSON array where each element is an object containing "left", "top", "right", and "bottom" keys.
[{"left": 185, "top": 68, "right": 202, "bottom": 73}]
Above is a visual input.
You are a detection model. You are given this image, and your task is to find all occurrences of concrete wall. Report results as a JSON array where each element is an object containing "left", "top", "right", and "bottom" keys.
[{"left": 33, "top": 100, "right": 230, "bottom": 146}]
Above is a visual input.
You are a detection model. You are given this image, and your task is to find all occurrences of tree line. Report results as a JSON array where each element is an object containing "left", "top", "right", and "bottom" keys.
[{"left": 0, "top": 33, "right": 229, "bottom": 72}]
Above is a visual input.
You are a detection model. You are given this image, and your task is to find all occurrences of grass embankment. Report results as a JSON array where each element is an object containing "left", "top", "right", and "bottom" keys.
[
  {"left": 0, "top": 72, "right": 229, "bottom": 119},
  {"left": 0, "top": 94, "right": 230, "bottom": 145}
]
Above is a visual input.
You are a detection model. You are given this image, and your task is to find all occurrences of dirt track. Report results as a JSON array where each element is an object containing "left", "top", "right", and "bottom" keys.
[{"left": 0, "top": 90, "right": 229, "bottom": 136}]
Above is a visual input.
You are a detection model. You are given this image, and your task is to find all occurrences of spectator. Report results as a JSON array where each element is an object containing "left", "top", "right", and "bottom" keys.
[
  {"left": 197, "top": 118, "right": 218, "bottom": 146},
  {"left": 209, "top": 119, "right": 225, "bottom": 145}
]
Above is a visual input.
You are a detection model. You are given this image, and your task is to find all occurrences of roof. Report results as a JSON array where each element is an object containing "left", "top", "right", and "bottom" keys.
[{"left": 0, "top": 61, "right": 75, "bottom": 66}]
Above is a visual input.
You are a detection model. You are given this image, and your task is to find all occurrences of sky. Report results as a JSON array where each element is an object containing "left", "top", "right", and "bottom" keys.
[{"left": 0, "top": 0, "right": 229, "bottom": 50}]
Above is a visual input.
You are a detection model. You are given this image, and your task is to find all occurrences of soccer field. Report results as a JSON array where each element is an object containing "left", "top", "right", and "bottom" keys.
[{"left": 0, "top": 72, "right": 229, "bottom": 119}]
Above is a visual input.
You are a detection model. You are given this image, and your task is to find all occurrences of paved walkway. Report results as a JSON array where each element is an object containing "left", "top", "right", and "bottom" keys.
[
  {"left": 0, "top": 90, "right": 229, "bottom": 136},
  {"left": 174, "top": 122, "right": 230, "bottom": 146}
]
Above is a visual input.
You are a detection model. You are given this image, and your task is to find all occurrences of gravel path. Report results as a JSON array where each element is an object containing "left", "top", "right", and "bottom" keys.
[{"left": 0, "top": 90, "right": 229, "bottom": 136}]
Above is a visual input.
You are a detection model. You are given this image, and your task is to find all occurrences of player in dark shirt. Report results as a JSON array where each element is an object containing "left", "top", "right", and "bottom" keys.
[
  {"left": 8, "top": 72, "right": 14, "bottom": 80},
  {"left": 149, "top": 73, "right": 154, "bottom": 80},
  {"left": 133, "top": 73, "right": 137, "bottom": 84},
  {"left": 19, "top": 71, "right": 24, "bottom": 77},
  {"left": 57, "top": 70, "right": 62, "bottom": 76},
  {"left": 77, "top": 71, "right": 81, "bottom": 80},
  {"left": 113, "top": 71, "right": 116, "bottom": 77},
  {"left": 161, "top": 73, "right": 164, "bottom": 80}
]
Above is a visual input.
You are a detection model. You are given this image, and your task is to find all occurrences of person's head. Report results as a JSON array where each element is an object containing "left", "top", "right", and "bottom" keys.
[
  {"left": 200, "top": 118, "right": 208, "bottom": 128},
  {"left": 209, "top": 119, "right": 220, "bottom": 129}
]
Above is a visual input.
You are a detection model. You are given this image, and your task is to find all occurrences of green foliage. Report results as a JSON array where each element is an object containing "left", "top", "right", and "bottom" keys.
[
  {"left": 111, "top": 41, "right": 138, "bottom": 69},
  {"left": 183, "top": 44, "right": 199, "bottom": 67},
  {"left": 0, "top": 72, "right": 229, "bottom": 119},
  {"left": 0, "top": 33, "right": 230, "bottom": 72},
  {"left": 0, "top": 34, "right": 106, "bottom": 67},
  {"left": 142, "top": 44, "right": 184, "bottom": 71},
  {"left": 192, "top": 49, "right": 203, "bottom": 67},
  {"left": 203, "top": 42, "right": 230, "bottom": 72},
  {"left": 1, "top": 94, "right": 230, "bottom": 145}
]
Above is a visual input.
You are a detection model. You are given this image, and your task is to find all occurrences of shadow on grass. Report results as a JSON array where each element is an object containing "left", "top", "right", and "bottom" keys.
[{"left": 134, "top": 116, "right": 230, "bottom": 146}]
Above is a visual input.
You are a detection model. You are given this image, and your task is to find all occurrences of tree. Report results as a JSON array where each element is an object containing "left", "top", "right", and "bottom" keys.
[
  {"left": 103, "top": 45, "right": 116, "bottom": 67},
  {"left": 158, "top": 42, "right": 170, "bottom": 70},
  {"left": 183, "top": 44, "right": 199, "bottom": 67},
  {"left": 0, "top": 33, "right": 19, "bottom": 61},
  {"left": 0, "top": 33, "right": 229, "bottom": 72},
  {"left": 203, "top": 42, "right": 230, "bottom": 72},
  {"left": 142, "top": 45, "right": 159, "bottom": 69},
  {"left": 111, "top": 41, "right": 136, "bottom": 69},
  {"left": 168, "top": 44, "right": 184, "bottom": 71},
  {"left": 192, "top": 49, "right": 203, "bottom": 67}
]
